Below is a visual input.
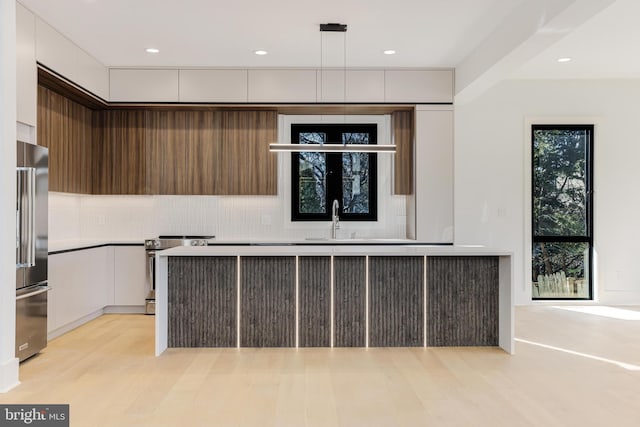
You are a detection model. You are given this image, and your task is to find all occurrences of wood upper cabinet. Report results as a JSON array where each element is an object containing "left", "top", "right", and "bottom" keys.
[
  {"left": 93, "top": 110, "right": 146, "bottom": 194},
  {"left": 37, "top": 86, "right": 93, "bottom": 194},
  {"left": 39, "top": 85, "right": 277, "bottom": 196},
  {"left": 145, "top": 111, "right": 189, "bottom": 195},
  {"left": 217, "top": 111, "right": 277, "bottom": 195},
  {"left": 145, "top": 110, "right": 226, "bottom": 196},
  {"left": 392, "top": 111, "right": 414, "bottom": 195},
  {"left": 146, "top": 110, "right": 276, "bottom": 195},
  {"left": 185, "top": 111, "right": 223, "bottom": 195}
]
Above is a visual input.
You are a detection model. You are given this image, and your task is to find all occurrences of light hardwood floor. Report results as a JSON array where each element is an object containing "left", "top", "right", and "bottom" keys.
[{"left": 2, "top": 306, "right": 640, "bottom": 426}]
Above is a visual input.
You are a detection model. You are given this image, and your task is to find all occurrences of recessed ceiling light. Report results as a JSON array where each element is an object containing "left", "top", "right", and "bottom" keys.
[
  {"left": 145, "top": 48, "right": 160, "bottom": 54},
  {"left": 383, "top": 50, "right": 396, "bottom": 55},
  {"left": 254, "top": 50, "right": 268, "bottom": 56},
  {"left": 557, "top": 57, "right": 572, "bottom": 63}
]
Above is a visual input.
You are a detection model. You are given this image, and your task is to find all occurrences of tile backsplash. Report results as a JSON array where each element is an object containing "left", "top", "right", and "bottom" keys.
[{"left": 49, "top": 193, "right": 407, "bottom": 242}]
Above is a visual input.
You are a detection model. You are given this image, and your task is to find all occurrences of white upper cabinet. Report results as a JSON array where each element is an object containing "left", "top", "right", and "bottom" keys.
[
  {"left": 248, "top": 69, "right": 317, "bottom": 102},
  {"left": 317, "top": 70, "right": 385, "bottom": 103},
  {"left": 110, "top": 69, "right": 179, "bottom": 102},
  {"left": 35, "top": 18, "right": 109, "bottom": 100},
  {"left": 103, "top": 68, "right": 453, "bottom": 104},
  {"left": 179, "top": 69, "right": 248, "bottom": 102},
  {"left": 385, "top": 70, "right": 453, "bottom": 103},
  {"left": 16, "top": 4, "right": 37, "bottom": 127}
]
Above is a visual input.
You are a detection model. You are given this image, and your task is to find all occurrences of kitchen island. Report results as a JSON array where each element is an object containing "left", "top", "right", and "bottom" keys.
[{"left": 155, "top": 244, "right": 513, "bottom": 355}]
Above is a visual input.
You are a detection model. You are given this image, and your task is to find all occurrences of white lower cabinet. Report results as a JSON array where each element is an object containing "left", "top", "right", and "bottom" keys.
[
  {"left": 48, "top": 245, "right": 146, "bottom": 337},
  {"left": 114, "top": 246, "right": 146, "bottom": 306},
  {"left": 48, "top": 246, "right": 114, "bottom": 335}
]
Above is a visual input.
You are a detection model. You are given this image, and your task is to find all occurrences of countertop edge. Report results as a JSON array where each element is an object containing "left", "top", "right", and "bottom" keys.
[{"left": 157, "top": 245, "right": 513, "bottom": 257}]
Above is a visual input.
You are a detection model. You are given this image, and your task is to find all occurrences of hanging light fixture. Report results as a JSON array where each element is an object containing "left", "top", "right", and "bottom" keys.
[
  {"left": 269, "top": 143, "right": 396, "bottom": 153},
  {"left": 269, "top": 23, "right": 396, "bottom": 154}
]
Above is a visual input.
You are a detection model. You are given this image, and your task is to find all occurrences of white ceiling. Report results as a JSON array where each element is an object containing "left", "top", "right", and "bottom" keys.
[
  {"left": 18, "top": 0, "right": 640, "bottom": 100},
  {"left": 19, "top": 0, "right": 522, "bottom": 68},
  {"left": 514, "top": 0, "right": 640, "bottom": 79}
]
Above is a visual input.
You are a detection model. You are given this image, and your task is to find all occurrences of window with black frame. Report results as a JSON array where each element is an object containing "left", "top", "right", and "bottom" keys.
[
  {"left": 291, "top": 123, "right": 377, "bottom": 221},
  {"left": 532, "top": 124, "right": 593, "bottom": 299}
]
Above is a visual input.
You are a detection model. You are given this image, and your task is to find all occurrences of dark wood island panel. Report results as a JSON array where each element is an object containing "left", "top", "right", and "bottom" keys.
[
  {"left": 369, "top": 256, "right": 424, "bottom": 347},
  {"left": 334, "top": 256, "right": 366, "bottom": 347},
  {"left": 161, "top": 252, "right": 510, "bottom": 352},
  {"left": 168, "top": 256, "right": 237, "bottom": 347},
  {"left": 298, "top": 256, "right": 331, "bottom": 347},
  {"left": 240, "top": 256, "right": 296, "bottom": 347},
  {"left": 427, "top": 256, "right": 499, "bottom": 346}
]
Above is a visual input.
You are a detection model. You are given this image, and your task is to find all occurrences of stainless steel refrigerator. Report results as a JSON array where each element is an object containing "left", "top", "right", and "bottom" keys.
[{"left": 16, "top": 140, "right": 49, "bottom": 362}]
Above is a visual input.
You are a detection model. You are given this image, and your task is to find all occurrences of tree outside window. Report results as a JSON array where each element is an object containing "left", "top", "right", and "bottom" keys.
[
  {"left": 532, "top": 125, "right": 593, "bottom": 299},
  {"left": 291, "top": 124, "right": 377, "bottom": 222}
]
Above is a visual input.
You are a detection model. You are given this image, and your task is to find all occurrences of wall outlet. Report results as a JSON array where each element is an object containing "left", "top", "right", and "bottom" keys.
[
  {"left": 97, "top": 215, "right": 106, "bottom": 225},
  {"left": 261, "top": 214, "right": 272, "bottom": 226}
]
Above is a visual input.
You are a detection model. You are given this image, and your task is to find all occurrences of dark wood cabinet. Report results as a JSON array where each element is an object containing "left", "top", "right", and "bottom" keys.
[
  {"left": 37, "top": 86, "right": 93, "bottom": 194},
  {"left": 38, "top": 84, "right": 278, "bottom": 196},
  {"left": 145, "top": 111, "right": 189, "bottom": 195},
  {"left": 93, "top": 110, "right": 146, "bottom": 194},
  {"left": 217, "top": 111, "right": 277, "bottom": 195},
  {"left": 392, "top": 110, "right": 413, "bottom": 195}
]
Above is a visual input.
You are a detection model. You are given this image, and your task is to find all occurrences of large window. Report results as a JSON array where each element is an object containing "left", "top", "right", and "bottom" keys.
[
  {"left": 532, "top": 125, "right": 593, "bottom": 299},
  {"left": 291, "top": 123, "right": 377, "bottom": 221}
]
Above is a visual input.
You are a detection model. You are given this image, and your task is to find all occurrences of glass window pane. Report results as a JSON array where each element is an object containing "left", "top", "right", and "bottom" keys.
[
  {"left": 532, "top": 242, "right": 590, "bottom": 298},
  {"left": 533, "top": 129, "right": 589, "bottom": 237},
  {"left": 341, "top": 133, "right": 371, "bottom": 214},
  {"left": 299, "top": 133, "right": 326, "bottom": 214}
]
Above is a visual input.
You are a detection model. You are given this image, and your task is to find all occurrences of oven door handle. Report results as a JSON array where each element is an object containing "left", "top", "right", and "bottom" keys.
[{"left": 148, "top": 251, "right": 156, "bottom": 290}]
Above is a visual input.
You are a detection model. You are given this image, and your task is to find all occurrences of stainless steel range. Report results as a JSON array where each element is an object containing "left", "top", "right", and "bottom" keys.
[{"left": 144, "top": 236, "right": 214, "bottom": 314}]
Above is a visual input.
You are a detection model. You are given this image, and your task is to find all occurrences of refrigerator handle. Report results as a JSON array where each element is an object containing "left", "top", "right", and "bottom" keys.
[
  {"left": 16, "top": 169, "right": 23, "bottom": 265},
  {"left": 17, "top": 167, "right": 36, "bottom": 268},
  {"left": 27, "top": 167, "right": 36, "bottom": 267}
]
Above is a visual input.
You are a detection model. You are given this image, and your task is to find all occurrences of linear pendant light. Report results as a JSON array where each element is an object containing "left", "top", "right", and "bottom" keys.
[
  {"left": 269, "top": 23, "right": 396, "bottom": 155},
  {"left": 269, "top": 143, "right": 396, "bottom": 153}
]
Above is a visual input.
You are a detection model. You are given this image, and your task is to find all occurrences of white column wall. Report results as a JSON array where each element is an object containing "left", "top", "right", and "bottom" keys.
[
  {"left": 455, "top": 78, "right": 640, "bottom": 305},
  {"left": 0, "top": 0, "right": 20, "bottom": 392}
]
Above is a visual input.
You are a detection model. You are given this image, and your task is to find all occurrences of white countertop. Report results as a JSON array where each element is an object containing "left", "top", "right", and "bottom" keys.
[{"left": 158, "top": 244, "right": 512, "bottom": 257}]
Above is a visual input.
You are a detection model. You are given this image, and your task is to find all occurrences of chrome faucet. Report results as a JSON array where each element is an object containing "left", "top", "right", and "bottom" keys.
[{"left": 331, "top": 199, "right": 340, "bottom": 239}]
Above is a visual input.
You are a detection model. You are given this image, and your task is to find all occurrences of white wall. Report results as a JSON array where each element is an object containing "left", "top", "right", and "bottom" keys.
[
  {"left": 456, "top": 78, "right": 640, "bottom": 305},
  {"left": 0, "top": 0, "right": 20, "bottom": 392}
]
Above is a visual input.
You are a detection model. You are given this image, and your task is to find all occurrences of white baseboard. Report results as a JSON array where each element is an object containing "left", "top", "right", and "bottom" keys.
[
  {"left": 103, "top": 305, "right": 145, "bottom": 314},
  {"left": 48, "top": 309, "right": 104, "bottom": 341},
  {"left": 0, "top": 357, "right": 20, "bottom": 393},
  {"left": 48, "top": 306, "right": 147, "bottom": 341}
]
